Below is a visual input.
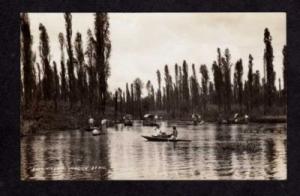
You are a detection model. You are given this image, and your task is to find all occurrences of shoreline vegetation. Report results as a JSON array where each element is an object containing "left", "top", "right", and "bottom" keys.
[
  {"left": 21, "top": 100, "right": 286, "bottom": 136},
  {"left": 20, "top": 13, "right": 287, "bottom": 136}
]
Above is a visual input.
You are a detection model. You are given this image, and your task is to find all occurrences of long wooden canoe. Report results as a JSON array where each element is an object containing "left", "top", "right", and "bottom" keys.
[{"left": 142, "top": 135, "right": 191, "bottom": 142}]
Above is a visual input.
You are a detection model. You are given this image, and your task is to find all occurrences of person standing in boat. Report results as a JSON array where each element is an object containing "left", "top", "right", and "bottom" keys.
[{"left": 171, "top": 126, "right": 178, "bottom": 140}]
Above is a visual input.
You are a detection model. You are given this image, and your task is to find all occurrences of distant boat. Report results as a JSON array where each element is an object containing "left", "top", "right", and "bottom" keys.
[
  {"left": 218, "top": 120, "right": 248, "bottom": 125},
  {"left": 142, "top": 135, "right": 191, "bottom": 142},
  {"left": 193, "top": 121, "right": 205, "bottom": 125},
  {"left": 123, "top": 114, "right": 133, "bottom": 126},
  {"left": 197, "top": 120, "right": 205, "bottom": 125},
  {"left": 218, "top": 113, "right": 249, "bottom": 125},
  {"left": 192, "top": 114, "right": 205, "bottom": 125},
  {"left": 92, "top": 129, "right": 102, "bottom": 136},
  {"left": 124, "top": 121, "right": 133, "bottom": 126},
  {"left": 84, "top": 126, "right": 100, "bottom": 132},
  {"left": 143, "top": 114, "right": 158, "bottom": 126}
]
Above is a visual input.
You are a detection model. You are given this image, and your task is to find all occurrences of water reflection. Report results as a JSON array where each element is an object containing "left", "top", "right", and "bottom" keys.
[
  {"left": 21, "top": 130, "right": 111, "bottom": 180},
  {"left": 21, "top": 122, "right": 286, "bottom": 180},
  {"left": 264, "top": 138, "right": 277, "bottom": 179},
  {"left": 214, "top": 126, "right": 233, "bottom": 179}
]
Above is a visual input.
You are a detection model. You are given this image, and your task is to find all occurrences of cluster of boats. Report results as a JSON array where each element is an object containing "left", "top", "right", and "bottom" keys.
[
  {"left": 123, "top": 114, "right": 159, "bottom": 127},
  {"left": 218, "top": 113, "right": 249, "bottom": 125},
  {"left": 85, "top": 125, "right": 190, "bottom": 142},
  {"left": 84, "top": 114, "right": 191, "bottom": 142},
  {"left": 83, "top": 112, "right": 251, "bottom": 140}
]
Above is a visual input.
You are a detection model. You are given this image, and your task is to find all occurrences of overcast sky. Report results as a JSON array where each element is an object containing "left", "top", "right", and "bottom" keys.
[{"left": 28, "top": 13, "right": 286, "bottom": 94}]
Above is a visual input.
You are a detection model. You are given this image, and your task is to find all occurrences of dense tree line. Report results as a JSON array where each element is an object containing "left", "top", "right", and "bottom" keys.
[
  {"left": 120, "top": 28, "right": 286, "bottom": 119},
  {"left": 21, "top": 13, "right": 111, "bottom": 117},
  {"left": 21, "top": 13, "right": 286, "bottom": 120}
]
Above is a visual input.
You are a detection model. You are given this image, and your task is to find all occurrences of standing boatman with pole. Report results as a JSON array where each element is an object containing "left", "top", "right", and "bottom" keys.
[{"left": 171, "top": 126, "right": 178, "bottom": 140}]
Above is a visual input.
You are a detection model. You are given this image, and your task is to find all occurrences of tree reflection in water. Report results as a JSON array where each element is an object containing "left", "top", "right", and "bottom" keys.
[
  {"left": 264, "top": 138, "right": 277, "bottom": 179},
  {"left": 21, "top": 122, "right": 286, "bottom": 180}
]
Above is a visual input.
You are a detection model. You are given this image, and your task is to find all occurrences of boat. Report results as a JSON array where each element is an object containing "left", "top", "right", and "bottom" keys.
[
  {"left": 92, "top": 129, "right": 103, "bottom": 136},
  {"left": 84, "top": 126, "right": 100, "bottom": 132},
  {"left": 142, "top": 135, "right": 191, "bottom": 142},
  {"left": 218, "top": 113, "right": 250, "bottom": 125},
  {"left": 123, "top": 114, "right": 133, "bottom": 126},
  {"left": 124, "top": 121, "right": 133, "bottom": 126},
  {"left": 199, "top": 120, "right": 205, "bottom": 125},
  {"left": 218, "top": 119, "right": 248, "bottom": 125},
  {"left": 143, "top": 114, "right": 158, "bottom": 126},
  {"left": 194, "top": 120, "right": 205, "bottom": 125},
  {"left": 192, "top": 113, "right": 202, "bottom": 125}
]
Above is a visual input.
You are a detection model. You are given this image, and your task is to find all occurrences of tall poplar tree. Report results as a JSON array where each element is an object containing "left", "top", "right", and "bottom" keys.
[
  {"left": 235, "top": 59, "right": 243, "bottom": 112},
  {"left": 74, "top": 32, "right": 85, "bottom": 105},
  {"left": 164, "top": 65, "right": 172, "bottom": 113},
  {"left": 133, "top": 78, "right": 143, "bottom": 119},
  {"left": 264, "top": 28, "right": 275, "bottom": 107},
  {"left": 20, "top": 13, "right": 35, "bottom": 108},
  {"left": 64, "top": 13, "right": 76, "bottom": 106},
  {"left": 58, "top": 32, "right": 67, "bottom": 101},
  {"left": 182, "top": 60, "right": 190, "bottom": 113},
  {"left": 200, "top": 64, "right": 209, "bottom": 115},
  {"left": 94, "top": 13, "right": 111, "bottom": 114},
  {"left": 282, "top": 45, "right": 287, "bottom": 103},
  {"left": 190, "top": 64, "right": 199, "bottom": 112},
  {"left": 156, "top": 70, "right": 162, "bottom": 110},
  {"left": 247, "top": 54, "right": 254, "bottom": 111},
  {"left": 212, "top": 61, "right": 222, "bottom": 111},
  {"left": 39, "top": 23, "right": 52, "bottom": 100}
]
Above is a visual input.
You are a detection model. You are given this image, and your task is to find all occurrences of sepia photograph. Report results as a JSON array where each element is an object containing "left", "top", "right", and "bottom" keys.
[{"left": 20, "top": 12, "right": 287, "bottom": 180}]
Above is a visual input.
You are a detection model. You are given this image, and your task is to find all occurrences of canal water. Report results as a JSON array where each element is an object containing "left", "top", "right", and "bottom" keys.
[{"left": 21, "top": 122, "right": 286, "bottom": 180}]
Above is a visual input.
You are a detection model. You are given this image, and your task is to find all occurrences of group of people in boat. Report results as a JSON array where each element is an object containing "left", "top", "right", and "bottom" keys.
[
  {"left": 88, "top": 116, "right": 109, "bottom": 135},
  {"left": 153, "top": 124, "right": 178, "bottom": 140}
]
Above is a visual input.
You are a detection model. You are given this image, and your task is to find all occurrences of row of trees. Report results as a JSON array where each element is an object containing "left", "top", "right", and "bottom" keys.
[
  {"left": 21, "top": 13, "right": 286, "bottom": 120},
  {"left": 21, "top": 13, "right": 111, "bottom": 116},
  {"left": 118, "top": 29, "right": 286, "bottom": 119}
]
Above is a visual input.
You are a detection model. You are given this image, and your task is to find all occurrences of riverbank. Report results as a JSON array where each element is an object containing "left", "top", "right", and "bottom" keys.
[
  {"left": 21, "top": 101, "right": 93, "bottom": 136},
  {"left": 21, "top": 101, "right": 286, "bottom": 136}
]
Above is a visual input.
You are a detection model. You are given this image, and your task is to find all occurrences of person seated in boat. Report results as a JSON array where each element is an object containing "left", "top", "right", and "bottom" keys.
[
  {"left": 101, "top": 119, "right": 108, "bottom": 132},
  {"left": 153, "top": 124, "right": 162, "bottom": 136},
  {"left": 233, "top": 113, "right": 239, "bottom": 122},
  {"left": 244, "top": 114, "right": 249, "bottom": 122},
  {"left": 160, "top": 129, "right": 166, "bottom": 136},
  {"left": 170, "top": 126, "right": 178, "bottom": 140},
  {"left": 88, "top": 115, "right": 95, "bottom": 128}
]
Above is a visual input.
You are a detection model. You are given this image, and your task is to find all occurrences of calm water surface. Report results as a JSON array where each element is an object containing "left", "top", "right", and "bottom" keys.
[{"left": 21, "top": 122, "right": 286, "bottom": 180}]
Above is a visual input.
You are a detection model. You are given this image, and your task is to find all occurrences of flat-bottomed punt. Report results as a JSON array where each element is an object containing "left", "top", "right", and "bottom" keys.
[{"left": 142, "top": 135, "right": 191, "bottom": 142}]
